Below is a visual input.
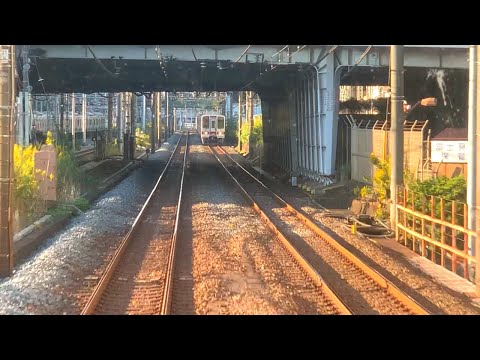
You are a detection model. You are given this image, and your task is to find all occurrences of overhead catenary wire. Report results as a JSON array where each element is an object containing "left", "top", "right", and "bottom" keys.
[
  {"left": 240, "top": 45, "right": 308, "bottom": 91},
  {"left": 86, "top": 45, "right": 118, "bottom": 79},
  {"left": 341, "top": 45, "right": 373, "bottom": 80},
  {"left": 312, "top": 45, "right": 339, "bottom": 67},
  {"left": 234, "top": 45, "right": 252, "bottom": 63}
]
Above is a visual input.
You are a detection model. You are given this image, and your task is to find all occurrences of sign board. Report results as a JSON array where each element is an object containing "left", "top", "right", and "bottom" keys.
[
  {"left": 34, "top": 145, "right": 57, "bottom": 201},
  {"left": 1, "top": 48, "right": 8, "bottom": 64},
  {"left": 431, "top": 140, "right": 468, "bottom": 163}
]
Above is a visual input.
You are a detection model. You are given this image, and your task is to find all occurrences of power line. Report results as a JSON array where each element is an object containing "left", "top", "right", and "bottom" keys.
[{"left": 240, "top": 45, "right": 308, "bottom": 91}]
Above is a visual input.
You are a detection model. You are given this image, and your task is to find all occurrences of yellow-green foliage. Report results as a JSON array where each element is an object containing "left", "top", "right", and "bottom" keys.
[
  {"left": 240, "top": 115, "right": 263, "bottom": 145},
  {"left": 45, "top": 131, "right": 55, "bottom": 145},
  {"left": 369, "top": 153, "right": 391, "bottom": 202},
  {"left": 13, "top": 144, "right": 39, "bottom": 214},
  {"left": 135, "top": 128, "right": 151, "bottom": 148},
  {"left": 240, "top": 122, "right": 250, "bottom": 144},
  {"left": 360, "top": 185, "right": 372, "bottom": 199}
]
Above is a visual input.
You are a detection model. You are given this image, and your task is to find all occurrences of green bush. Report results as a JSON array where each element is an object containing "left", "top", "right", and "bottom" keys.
[
  {"left": 72, "top": 197, "right": 90, "bottom": 212},
  {"left": 56, "top": 146, "right": 81, "bottom": 201},
  {"left": 409, "top": 176, "right": 466, "bottom": 202}
]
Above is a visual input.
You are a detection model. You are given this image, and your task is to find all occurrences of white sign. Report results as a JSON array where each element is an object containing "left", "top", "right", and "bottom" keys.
[
  {"left": 431, "top": 140, "right": 468, "bottom": 163},
  {"left": 1, "top": 48, "right": 9, "bottom": 63}
]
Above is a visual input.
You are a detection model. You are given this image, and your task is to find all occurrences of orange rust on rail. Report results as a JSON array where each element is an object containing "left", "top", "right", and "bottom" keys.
[
  {"left": 161, "top": 132, "right": 189, "bottom": 315},
  {"left": 209, "top": 145, "right": 352, "bottom": 315},
  {"left": 81, "top": 133, "right": 186, "bottom": 315},
  {"left": 215, "top": 145, "right": 430, "bottom": 316}
]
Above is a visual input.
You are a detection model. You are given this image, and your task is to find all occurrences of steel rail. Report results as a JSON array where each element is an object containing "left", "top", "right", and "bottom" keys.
[
  {"left": 209, "top": 145, "right": 352, "bottom": 315},
  {"left": 215, "top": 145, "right": 430, "bottom": 315},
  {"left": 160, "top": 131, "right": 190, "bottom": 315},
  {"left": 81, "top": 132, "right": 186, "bottom": 315}
]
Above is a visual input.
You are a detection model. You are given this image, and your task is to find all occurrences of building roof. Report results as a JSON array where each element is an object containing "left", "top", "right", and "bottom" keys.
[{"left": 432, "top": 128, "right": 468, "bottom": 141}]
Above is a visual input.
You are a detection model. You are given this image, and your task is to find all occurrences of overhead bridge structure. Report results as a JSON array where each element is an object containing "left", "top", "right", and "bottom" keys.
[{"left": 24, "top": 45, "right": 468, "bottom": 179}]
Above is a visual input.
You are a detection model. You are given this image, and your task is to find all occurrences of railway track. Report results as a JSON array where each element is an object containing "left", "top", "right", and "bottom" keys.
[
  {"left": 210, "top": 145, "right": 430, "bottom": 315},
  {"left": 74, "top": 148, "right": 95, "bottom": 160},
  {"left": 81, "top": 132, "right": 189, "bottom": 315},
  {"left": 208, "top": 145, "right": 352, "bottom": 315}
]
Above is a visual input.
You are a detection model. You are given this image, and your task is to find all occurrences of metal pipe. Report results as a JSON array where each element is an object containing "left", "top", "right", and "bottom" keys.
[
  {"left": 313, "top": 66, "right": 325, "bottom": 174},
  {"left": 390, "top": 45, "right": 405, "bottom": 229},
  {"left": 303, "top": 73, "right": 310, "bottom": 173},
  {"left": 0, "top": 45, "right": 15, "bottom": 277}
]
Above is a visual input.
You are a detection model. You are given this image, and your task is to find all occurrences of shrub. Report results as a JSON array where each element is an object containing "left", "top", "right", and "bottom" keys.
[{"left": 13, "top": 144, "right": 40, "bottom": 217}]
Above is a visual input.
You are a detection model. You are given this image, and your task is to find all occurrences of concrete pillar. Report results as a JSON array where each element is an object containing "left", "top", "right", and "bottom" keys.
[
  {"left": 389, "top": 46, "right": 405, "bottom": 230},
  {"left": 316, "top": 52, "right": 339, "bottom": 176}
]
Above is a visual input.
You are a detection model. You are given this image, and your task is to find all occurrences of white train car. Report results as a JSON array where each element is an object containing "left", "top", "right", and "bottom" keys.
[{"left": 196, "top": 114, "right": 225, "bottom": 144}]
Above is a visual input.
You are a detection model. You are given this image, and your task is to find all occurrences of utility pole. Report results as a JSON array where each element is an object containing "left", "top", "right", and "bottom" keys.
[
  {"left": 17, "top": 92, "right": 23, "bottom": 145},
  {"left": 117, "top": 92, "right": 123, "bottom": 145},
  {"left": 229, "top": 92, "right": 233, "bottom": 128},
  {"left": 107, "top": 93, "right": 113, "bottom": 143},
  {"left": 151, "top": 92, "right": 157, "bottom": 153},
  {"left": 22, "top": 45, "right": 31, "bottom": 147},
  {"left": 157, "top": 92, "right": 162, "bottom": 147},
  {"left": 82, "top": 93, "right": 87, "bottom": 145},
  {"left": 158, "top": 91, "right": 162, "bottom": 144},
  {"left": 476, "top": 45, "right": 480, "bottom": 293},
  {"left": 173, "top": 107, "right": 177, "bottom": 132},
  {"left": 130, "top": 93, "right": 137, "bottom": 160},
  {"left": 238, "top": 92, "right": 243, "bottom": 150},
  {"left": 248, "top": 91, "right": 255, "bottom": 154},
  {"left": 71, "top": 93, "right": 76, "bottom": 151},
  {"left": 165, "top": 92, "right": 170, "bottom": 139},
  {"left": 0, "top": 45, "right": 15, "bottom": 277},
  {"left": 60, "top": 94, "right": 65, "bottom": 146},
  {"left": 142, "top": 95, "right": 146, "bottom": 131},
  {"left": 389, "top": 45, "right": 405, "bottom": 230}
]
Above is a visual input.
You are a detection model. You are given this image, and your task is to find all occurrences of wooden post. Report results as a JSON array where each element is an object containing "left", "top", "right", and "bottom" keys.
[
  {"left": 431, "top": 195, "right": 436, "bottom": 262},
  {"left": 421, "top": 195, "right": 426, "bottom": 257},
  {"left": 452, "top": 201, "right": 457, "bottom": 272},
  {"left": 440, "top": 197, "right": 445, "bottom": 267}
]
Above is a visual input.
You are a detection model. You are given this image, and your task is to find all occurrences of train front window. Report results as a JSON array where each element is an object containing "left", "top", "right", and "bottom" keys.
[
  {"left": 211, "top": 120, "right": 216, "bottom": 129},
  {"left": 202, "top": 117, "right": 209, "bottom": 129},
  {"left": 218, "top": 118, "right": 225, "bottom": 129}
]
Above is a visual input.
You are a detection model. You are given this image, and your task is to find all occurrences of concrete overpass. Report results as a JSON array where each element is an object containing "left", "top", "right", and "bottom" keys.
[{"left": 21, "top": 45, "right": 469, "bottom": 180}]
